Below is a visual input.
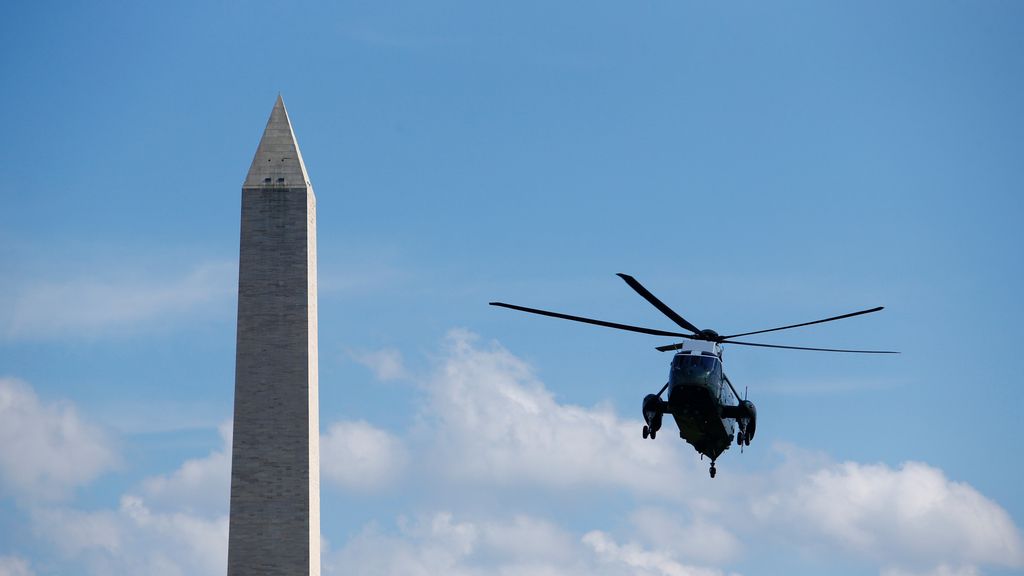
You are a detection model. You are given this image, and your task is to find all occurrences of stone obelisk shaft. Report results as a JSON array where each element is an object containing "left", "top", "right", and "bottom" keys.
[{"left": 228, "top": 95, "right": 320, "bottom": 576}]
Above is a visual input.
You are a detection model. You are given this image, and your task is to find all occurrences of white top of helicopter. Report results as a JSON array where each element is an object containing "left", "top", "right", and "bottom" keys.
[{"left": 674, "top": 339, "right": 722, "bottom": 357}]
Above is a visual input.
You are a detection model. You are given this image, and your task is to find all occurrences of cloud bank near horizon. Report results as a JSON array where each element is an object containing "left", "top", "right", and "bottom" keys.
[{"left": 2, "top": 331, "right": 1021, "bottom": 575}]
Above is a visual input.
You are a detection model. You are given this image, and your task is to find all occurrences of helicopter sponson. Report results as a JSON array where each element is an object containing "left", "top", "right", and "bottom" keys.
[
  {"left": 642, "top": 394, "right": 667, "bottom": 439},
  {"left": 721, "top": 398, "right": 756, "bottom": 445}
]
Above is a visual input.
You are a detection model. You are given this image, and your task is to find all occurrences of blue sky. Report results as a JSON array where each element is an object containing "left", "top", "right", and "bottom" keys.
[{"left": 1, "top": 1, "right": 1023, "bottom": 575}]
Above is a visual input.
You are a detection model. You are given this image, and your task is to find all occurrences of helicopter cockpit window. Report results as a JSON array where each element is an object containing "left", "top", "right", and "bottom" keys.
[
  {"left": 710, "top": 357, "right": 722, "bottom": 381},
  {"left": 672, "top": 355, "right": 720, "bottom": 383},
  {"left": 703, "top": 357, "right": 719, "bottom": 373}
]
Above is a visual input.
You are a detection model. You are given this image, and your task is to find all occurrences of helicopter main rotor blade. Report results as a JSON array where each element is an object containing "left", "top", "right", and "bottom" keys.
[
  {"left": 719, "top": 307, "right": 885, "bottom": 340},
  {"left": 616, "top": 273, "right": 702, "bottom": 335},
  {"left": 722, "top": 339, "right": 899, "bottom": 354},
  {"left": 489, "top": 302, "right": 694, "bottom": 338}
]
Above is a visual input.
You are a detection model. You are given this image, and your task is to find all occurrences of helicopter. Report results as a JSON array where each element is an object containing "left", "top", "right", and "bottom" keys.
[{"left": 490, "top": 273, "right": 897, "bottom": 478}]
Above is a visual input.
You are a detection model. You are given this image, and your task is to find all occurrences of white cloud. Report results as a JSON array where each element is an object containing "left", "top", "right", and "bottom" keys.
[
  {"left": 0, "top": 378, "right": 118, "bottom": 501},
  {"left": 329, "top": 511, "right": 728, "bottom": 576},
  {"left": 140, "top": 422, "right": 232, "bottom": 514},
  {"left": 629, "top": 508, "right": 741, "bottom": 566},
  {"left": 753, "top": 459, "right": 1024, "bottom": 573},
  {"left": 19, "top": 413, "right": 410, "bottom": 574},
  {"left": 30, "top": 506, "right": 122, "bottom": 557},
  {"left": 139, "top": 414, "right": 409, "bottom": 502},
  {"left": 583, "top": 531, "right": 736, "bottom": 576},
  {"left": 405, "top": 331, "right": 1024, "bottom": 576},
  {"left": 8, "top": 331, "right": 1022, "bottom": 576},
  {"left": 0, "top": 556, "right": 34, "bottom": 576},
  {"left": 31, "top": 496, "right": 228, "bottom": 576},
  {"left": 329, "top": 512, "right": 482, "bottom": 576},
  {"left": 880, "top": 565, "right": 981, "bottom": 576},
  {"left": 417, "top": 329, "right": 695, "bottom": 495},
  {"left": 349, "top": 347, "right": 408, "bottom": 381},
  {"left": 321, "top": 420, "right": 407, "bottom": 491},
  {"left": 469, "top": 514, "right": 579, "bottom": 567},
  {"left": 24, "top": 420, "right": 236, "bottom": 575},
  {"left": 2, "top": 261, "right": 235, "bottom": 339}
]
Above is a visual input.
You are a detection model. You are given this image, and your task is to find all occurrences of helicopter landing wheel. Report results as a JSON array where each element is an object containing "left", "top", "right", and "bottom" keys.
[
  {"left": 650, "top": 428, "right": 656, "bottom": 440},
  {"left": 643, "top": 425, "right": 649, "bottom": 439},
  {"left": 709, "top": 463, "right": 717, "bottom": 479}
]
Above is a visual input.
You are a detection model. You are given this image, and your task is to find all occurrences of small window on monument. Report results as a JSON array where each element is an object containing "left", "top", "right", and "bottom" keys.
[
  {"left": 263, "top": 178, "right": 272, "bottom": 184},
  {"left": 277, "top": 177, "right": 285, "bottom": 183}
]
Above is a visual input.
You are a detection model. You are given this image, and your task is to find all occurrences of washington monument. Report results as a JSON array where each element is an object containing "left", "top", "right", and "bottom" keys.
[{"left": 228, "top": 96, "right": 320, "bottom": 575}]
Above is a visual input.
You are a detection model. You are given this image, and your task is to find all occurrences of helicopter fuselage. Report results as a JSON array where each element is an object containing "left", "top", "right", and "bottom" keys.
[
  {"left": 666, "top": 352, "right": 736, "bottom": 462},
  {"left": 643, "top": 340, "right": 748, "bottom": 464}
]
